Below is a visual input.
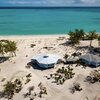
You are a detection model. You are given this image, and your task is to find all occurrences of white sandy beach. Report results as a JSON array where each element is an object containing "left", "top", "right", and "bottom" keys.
[{"left": 0, "top": 35, "right": 100, "bottom": 100}]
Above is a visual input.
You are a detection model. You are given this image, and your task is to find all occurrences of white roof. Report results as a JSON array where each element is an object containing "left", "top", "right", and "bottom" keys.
[{"left": 32, "top": 54, "right": 60, "bottom": 64}]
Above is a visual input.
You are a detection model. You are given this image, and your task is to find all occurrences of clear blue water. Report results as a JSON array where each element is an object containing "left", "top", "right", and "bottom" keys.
[{"left": 0, "top": 7, "right": 100, "bottom": 35}]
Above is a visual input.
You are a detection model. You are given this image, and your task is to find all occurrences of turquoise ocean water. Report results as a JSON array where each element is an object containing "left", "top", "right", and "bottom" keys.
[{"left": 0, "top": 7, "right": 100, "bottom": 35}]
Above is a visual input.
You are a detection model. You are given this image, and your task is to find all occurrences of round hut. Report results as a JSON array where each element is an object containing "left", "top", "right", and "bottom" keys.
[{"left": 31, "top": 54, "right": 61, "bottom": 68}]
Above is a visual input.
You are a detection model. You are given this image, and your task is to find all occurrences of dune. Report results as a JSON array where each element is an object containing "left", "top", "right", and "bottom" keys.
[{"left": 0, "top": 35, "right": 100, "bottom": 100}]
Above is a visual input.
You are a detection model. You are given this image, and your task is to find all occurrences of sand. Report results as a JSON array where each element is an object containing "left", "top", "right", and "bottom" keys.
[{"left": 0, "top": 35, "right": 100, "bottom": 100}]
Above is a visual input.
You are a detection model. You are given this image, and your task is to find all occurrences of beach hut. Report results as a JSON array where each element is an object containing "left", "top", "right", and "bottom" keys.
[
  {"left": 80, "top": 54, "right": 100, "bottom": 67},
  {"left": 64, "top": 58, "right": 78, "bottom": 64},
  {"left": 31, "top": 54, "right": 61, "bottom": 68}
]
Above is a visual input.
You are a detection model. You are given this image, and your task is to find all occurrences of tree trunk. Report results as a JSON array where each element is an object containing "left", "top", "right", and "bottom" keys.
[
  {"left": 14, "top": 52, "right": 16, "bottom": 56},
  {"left": 90, "top": 40, "right": 92, "bottom": 47}
]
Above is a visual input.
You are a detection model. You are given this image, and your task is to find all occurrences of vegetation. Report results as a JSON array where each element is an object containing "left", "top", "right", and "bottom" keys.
[
  {"left": 70, "top": 83, "right": 82, "bottom": 94},
  {"left": 68, "top": 29, "right": 100, "bottom": 47},
  {"left": 38, "top": 82, "right": 47, "bottom": 98},
  {"left": 43, "top": 46, "right": 53, "bottom": 50},
  {"left": 68, "top": 29, "right": 85, "bottom": 45},
  {"left": 0, "top": 42, "right": 5, "bottom": 55},
  {"left": 75, "top": 59, "right": 88, "bottom": 68},
  {"left": 0, "top": 40, "right": 17, "bottom": 57},
  {"left": 2, "top": 79, "right": 22, "bottom": 100},
  {"left": 23, "top": 82, "right": 47, "bottom": 100},
  {"left": 23, "top": 86, "right": 35, "bottom": 99},
  {"left": 98, "top": 35, "right": 100, "bottom": 46},
  {"left": 63, "top": 54, "right": 69, "bottom": 59},
  {"left": 50, "top": 66, "right": 75, "bottom": 85},
  {"left": 25, "top": 73, "right": 32, "bottom": 84},
  {"left": 87, "top": 30, "right": 98, "bottom": 47},
  {"left": 85, "top": 70, "right": 100, "bottom": 83},
  {"left": 30, "top": 44, "right": 36, "bottom": 48},
  {"left": 72, "top": 52, "right": 81, "bottom": 57}
]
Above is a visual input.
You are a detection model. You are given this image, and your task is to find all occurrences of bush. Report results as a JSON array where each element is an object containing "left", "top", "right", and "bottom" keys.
[
  {"left": 85, "top": 70, "right": 100, "bottom": 83},
  {"left": 3, "top": 79, "right": 22, "bottom": 100},
  {"left": 0, "top": 40, "right": 17, "bottom": 57},
  {"left": 50, "top": 66, "right": 75, "bottom": 85},
  {"left": 30, "top": 44, "right": 36, "bottom": 48},
  {"left": 70, "top": 83, "right": 82, "bottom": 94}
]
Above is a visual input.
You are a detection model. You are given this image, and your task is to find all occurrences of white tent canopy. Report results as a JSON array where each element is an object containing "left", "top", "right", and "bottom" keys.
[{"left": 31, "top": 54, "right": 61, "bottom": 68}]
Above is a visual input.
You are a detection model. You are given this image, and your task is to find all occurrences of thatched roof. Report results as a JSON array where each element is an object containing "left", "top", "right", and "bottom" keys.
[{"left": 80, "top": 54, "right": 100, "bottom": 64}]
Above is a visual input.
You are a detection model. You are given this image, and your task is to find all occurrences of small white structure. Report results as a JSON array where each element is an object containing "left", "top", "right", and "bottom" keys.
[
  {"left": 80, "top": 54, "right": 100, "bottom": 67},
  {"left": 31, "top": 54, "right": 61, "bottom": 68}
]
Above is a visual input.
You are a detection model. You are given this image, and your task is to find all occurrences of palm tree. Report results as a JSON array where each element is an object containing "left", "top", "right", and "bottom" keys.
[
  {"left": 98, "top": 35, "right": 100, "bottom": 46},
  {"left": 68, "top": 29, "right": 85, "bottom": 45},
  {"left": 0, "top": 40, "right": 17, "bottom": 57},
  {"left": 4, "top": 41, "right": 17, "bottom": 57},
  {"left": 79, "top": 29, "right": 85, "bottom": 37},
  {"left": 0, "top": 42, "right": 4, "bottom": 56},
  {"left": 68, "top": 31, "right": 79, "bottom": 45},
  {"left": 87, "top": 30, "right": 97, "bottom": 47},
  {"left": 74, "top": 29, "right": 85, "bottom": 40}
]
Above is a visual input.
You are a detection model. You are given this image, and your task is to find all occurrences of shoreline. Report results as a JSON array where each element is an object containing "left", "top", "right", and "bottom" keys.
[
  {"left": 0, "top": 32, "right": 100, "bottom": 39},
  {"left": 0, "top": 34, "right": 68, "bottom": 39}
]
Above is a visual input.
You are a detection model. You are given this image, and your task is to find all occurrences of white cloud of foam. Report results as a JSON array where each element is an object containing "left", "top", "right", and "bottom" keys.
[
  {"left": 8, "top": 0, "right": 75, "bottom": 5},
  {"left": 81, "top": 0, "right": 100, "bottom": 3},
  {"left": 1, "top": 0, "right": 100, "bottom": 6}
]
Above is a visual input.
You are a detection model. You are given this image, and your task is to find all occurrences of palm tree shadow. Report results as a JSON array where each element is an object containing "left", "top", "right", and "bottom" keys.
[
  {"left": 59, "top": 40, "right": 73, "bottom": 46},
  {"left": 0, "top": 91, "right": 5, "bottom": 99},
  {"left": 76, "top": 46, "right": 98, "bottom": 55},
  {"left": 75, "top": 46, "right": 89, "bottom": 50},
  {"left": 0, "top": 57, "right": 9, "bottom": 63}
]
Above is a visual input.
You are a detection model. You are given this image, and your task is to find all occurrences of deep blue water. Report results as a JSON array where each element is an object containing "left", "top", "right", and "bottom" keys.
[{"left": 0, "top": 7, "right": 100, "bottom": 35}]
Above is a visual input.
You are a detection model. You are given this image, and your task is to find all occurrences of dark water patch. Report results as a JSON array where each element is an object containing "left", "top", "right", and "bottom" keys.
[
  {"left": 92, "top": 17, "right": 100, "bottom": 25},
  {"left": 0, "top": 7, "right": 100, "bottom": 12},
  {"left": 72, "top": 9, "right": 100, "bottom": 13},
  {"left": 0, "top": 15, "right": 8, "bottom": 17},
  {"left": 93, "top": 21, "right": 100, "bottom": 25},
  {"left": 0, "top": 7, "right": 100, "bottom": 9},
  {"left": 0, "top": 22, "right": 14, "bottom": 25},
  {"left": 0, "top": 15, "right": 16, "bottom": 17},
  {"left": 93, "top": 18, "right": 100, "bottom": 21}
]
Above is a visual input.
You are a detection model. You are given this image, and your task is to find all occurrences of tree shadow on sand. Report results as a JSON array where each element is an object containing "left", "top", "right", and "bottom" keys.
[
  {"left": 59, "top": 40, "right": 74, "bottom": 47},
  {"left": 0, "top": 91, "right": 6, "bottom": 99},
  {"left": 76, "top": 46, "right": 100, "bottom": 56},
  {"left": 0, "top": 57, "right": 9, "bottom": 63}
]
